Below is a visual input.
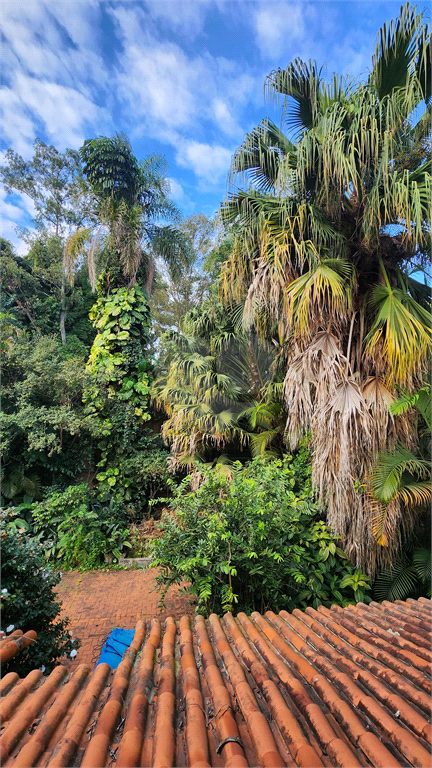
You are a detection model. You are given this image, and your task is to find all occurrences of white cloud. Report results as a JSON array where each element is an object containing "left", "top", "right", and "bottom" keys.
[
  {"left": 144, "top": 0, "right": 210, "bottom": 37},
  {"left": 106, "top": 4, "right": 265, "bottom": 190},
  {"left": 2, "top": 75, "right": 110, "bottom": 155},
  {"left": 0, "top": 188, "right": 36, "bottom": 254},
  {"left": 254, "top": 2, "right": 306, "bottom": 60},
  {"left": 168, "top": 177, "right": 196, "bottom": 213},
  {"left": 212, "top": 98, "right": 243, "bottom": 138},
  {"left": 1, "top": 0, "right": 111, "bottom": 155},
  {"left": 168, "top": 177, "right": 186, "bottom": 201},
  {"left": 176, "top": 141, "right": 233, "bottom": 184}
]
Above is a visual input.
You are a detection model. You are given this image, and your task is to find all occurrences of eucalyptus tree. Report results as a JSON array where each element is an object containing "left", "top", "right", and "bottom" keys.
[
  {"left": 220, "top": 3, "right": 431, "bottom": 574},
  {"left": 1, "top": 140, "right": 93, "bottom": 342}
]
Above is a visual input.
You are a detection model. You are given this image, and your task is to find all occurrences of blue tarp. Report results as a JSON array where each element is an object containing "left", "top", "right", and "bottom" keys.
[{"left": 96, "top": 628, "right": 135, "bottom": 669}]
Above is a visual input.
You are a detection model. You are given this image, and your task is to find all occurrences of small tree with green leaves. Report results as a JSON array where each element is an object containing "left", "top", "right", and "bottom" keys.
[
  {"left": 1, "top": 510, "right": 79, "bottom": 675},
  {"left": 149, "top": 457, "right": 370, "bottom": 615}
]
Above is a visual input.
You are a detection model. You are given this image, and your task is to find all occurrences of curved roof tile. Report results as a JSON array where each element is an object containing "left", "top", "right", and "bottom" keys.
[{"left": 0, "top": 598, "right": 430, "bottom": 767}]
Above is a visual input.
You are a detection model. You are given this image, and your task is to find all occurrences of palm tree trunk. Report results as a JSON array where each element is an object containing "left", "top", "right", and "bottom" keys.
[
  {"left": 60, "top": 273, "right": 67, "bottom": 345},
  {"left": 145, "top": 255, "right": 155, "bottom": 296}
]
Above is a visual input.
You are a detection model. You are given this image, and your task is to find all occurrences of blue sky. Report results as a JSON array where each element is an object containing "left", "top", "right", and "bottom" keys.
[{"left": 1, "top": 0, "right": 411, "bottom": 252}]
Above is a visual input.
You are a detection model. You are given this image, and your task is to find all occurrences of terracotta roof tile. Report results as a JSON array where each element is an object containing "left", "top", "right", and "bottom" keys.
[
  {"left": 0, "top": 631, "right": 37, "bottom": 665},
  {"left": 0, "top": 598, "right": 430, "bottom": 767}
]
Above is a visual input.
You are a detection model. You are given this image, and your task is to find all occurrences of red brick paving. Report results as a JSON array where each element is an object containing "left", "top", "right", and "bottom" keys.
[{"left": 54, "top": 568, "right": 193, "bottom": 670}]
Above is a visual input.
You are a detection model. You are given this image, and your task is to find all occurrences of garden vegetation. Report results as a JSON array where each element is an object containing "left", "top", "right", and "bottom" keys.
[{"left": 0, "top": 3, "right": 430, "bottom": 667}]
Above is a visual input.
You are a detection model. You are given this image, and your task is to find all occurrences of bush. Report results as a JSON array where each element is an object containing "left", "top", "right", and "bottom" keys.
[
  {"left": 31, "top": 484, "right": 131, "bottom": 569},
  {"left": 149, "top": 457, "right": 370, "bottom": 614},
  {"left": 1, "top": 509, "right": 79, "bottom": 675},
  {"left": 96, "top": 446, "right": 174, "bottom": 516}
]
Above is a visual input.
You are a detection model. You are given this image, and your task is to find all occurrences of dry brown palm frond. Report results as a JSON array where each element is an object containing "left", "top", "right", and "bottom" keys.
[
  {"left": 242, "top": 259, "right": 271, "bottom": 331},
  {"left": 312, "top": 374, "right": 378, "bottom": 572},
  {"left": 283, "top": 331, "right": 350, "bottom": 448},
  {"left": 87, "top": 227, "right": 103, "bottom": 290},
  {"left": 63, "top": 228, "right": 93, "bottom": 287},
  {"left": 362, "top": 376, "right": 397, "bottom": 454}
]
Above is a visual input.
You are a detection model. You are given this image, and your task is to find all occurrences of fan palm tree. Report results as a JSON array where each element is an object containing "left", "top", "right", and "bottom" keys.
[
  {"left": 153, "top": 301, "right": 285, "bottom": 466},
  {"left": 64, "top": 134, "right": 191, "bottom": 294},
  {"left": 220, "top": 3, "right": 431, "bottom": 575}
]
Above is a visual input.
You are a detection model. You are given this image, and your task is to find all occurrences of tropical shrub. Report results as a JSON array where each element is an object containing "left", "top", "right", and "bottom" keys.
[
  {"left": 1, "top": 509, "right": 79, "bottom": 675},
  {"left": 96, "top": 447, "right": 174, "bottom": 513},
  {"left": 31, "top": 484, "right": 131, "bottom": 569},
  {"left": 154, "top": 300, "right": 286, "bottom": 466},
  {"left": 149, "top": 457, "right": 370, "bottom": 614}
]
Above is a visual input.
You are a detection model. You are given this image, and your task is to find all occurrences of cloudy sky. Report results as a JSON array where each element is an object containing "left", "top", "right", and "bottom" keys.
[{"left": 1, "top": 0, "right": 407, "bottom": 251}]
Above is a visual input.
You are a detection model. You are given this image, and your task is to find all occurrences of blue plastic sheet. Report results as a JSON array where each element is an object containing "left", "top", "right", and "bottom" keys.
[{"left": 96, "top": 627, "right": 135, "bottom": 669}]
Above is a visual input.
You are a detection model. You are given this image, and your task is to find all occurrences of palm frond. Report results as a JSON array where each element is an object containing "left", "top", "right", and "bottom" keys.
[
  {"left": 366, "top": 282, "right": 431, "bottom": 386},
  {"left": 370, "top": 2, "right": 423, "bottom": 99},
  {"left": 389, "top": 385, "right": 431, "bottom": 429},
  {"left": 229, "top": 119, "right": 296, "bottom": 193},
  {"left": 415, "top": 24, "right": 431, "bottom": 104},
  {"left": 285, "top": 259, "right": 354, "bottom": 337},
  {"left": 373, "top": 561, "right": 419, "bottom": 601},
  {"left": 370, "top": 444, "right": 430, "bottom": 504},
  {"left": 151, "top": 226, "right": 194, "bottom": 279},
  {"left": 63, "top": 228, "right": 93, "bottom": 286},
  {"left": 265, "top": 59, "right": 322, "bottom": 136},
  {"left": 413, "top": 547, "right": 431, "bottom": 585}
]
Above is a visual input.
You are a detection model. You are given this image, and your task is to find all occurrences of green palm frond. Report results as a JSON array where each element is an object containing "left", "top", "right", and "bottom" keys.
[
  {"left": 366, "top": 282, "right": 431, "bottom": 385},
  {"left": 229, "top": 119, "right": 296, "bottom": 193},
  {"left": 373, "top": 561, "right": 419, "bottom": 601},
  {"left": 285, "top": 259, "right": 354, "bottom": 335},
  {"left": 151, "top": 226, "right": 194, "bottom": 278},
  {"left": 265, "top": 59, "right": 322, "bottom": 136},
  {"left": 63, "top": 227, "right": 93, "bottom": 286},
  {"left": 413, "top": 547, "right": 431, "bottom": 585},
  {"left": 370, "top": 2, "right": 424, "bottom": 99},
  {"left": 249, "top": 428, "right": 281, "bottom": 457},
  {"left": 370, "top": 444, "right": 430, "bottom": 503},
  {"left": 415, "top": 25, "right": 431, "bottom": 103},
  {"left": 389, "top": 385, "right": 431, "bottom": 429}
]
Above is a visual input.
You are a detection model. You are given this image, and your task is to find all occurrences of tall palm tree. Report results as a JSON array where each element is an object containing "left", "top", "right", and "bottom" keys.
[
  {"left": 220, "top": 3, "right": 431, "bottom": 575},
  {"left": 64, "top": 134, "right": 191, "bottom": 294}
]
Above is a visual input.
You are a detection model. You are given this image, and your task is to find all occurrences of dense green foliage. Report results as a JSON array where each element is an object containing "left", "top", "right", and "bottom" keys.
[
  {"left": 373, "top": 546, "right": 431, "bottom": 602},
  {"left": 1, "top": 334, "right": 95, "bottom": 491},
  {"left": 31, "top": 484, "right": 131, "bottom": 568},
  {"left": 155, "top": 299, "right": 286, "bottom": 466},
  {"left": 149, "top": 457, "right": 370, "bottom": 614},
  {"left": 83, "top": 285, "right": 171, "bottom": 515},
  {"left": 0, "top": 237, "right": 95, "bottom": 346},
  {"left": 85, "top": 286, "right": 152, "bottom": 425},
  {"left": 1, "top": 510, "right": 79, "bottom": 675}
]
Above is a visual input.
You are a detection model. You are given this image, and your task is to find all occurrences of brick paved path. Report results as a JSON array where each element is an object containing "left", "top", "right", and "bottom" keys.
[{"left": 55, "top": 568, "right": 193, "bottom": 670}]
